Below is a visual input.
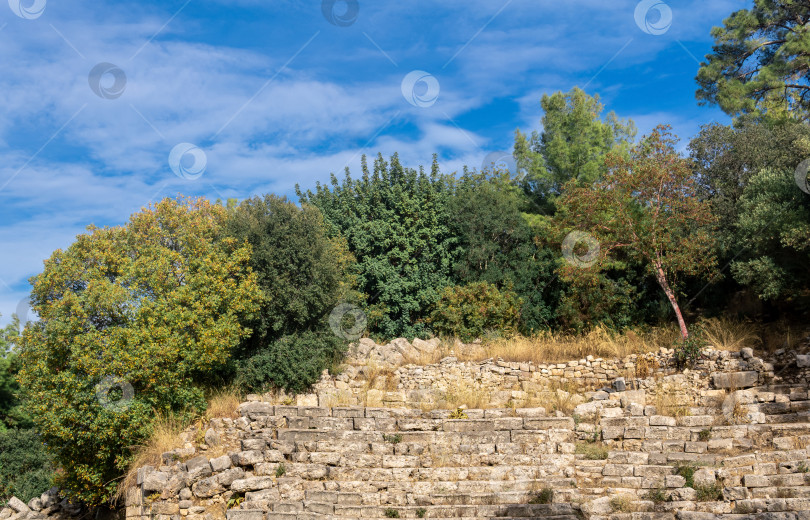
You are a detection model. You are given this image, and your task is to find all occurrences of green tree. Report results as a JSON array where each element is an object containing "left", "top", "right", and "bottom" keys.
[
  {"left": 449, "top": 169, "right": 560, "bottom": 332},
  {"left": 17, "top": 198, "right": 261, "bottom": 505},
  {"left": 557, "top": 126, "right": 717, "bottom": 338},
  {"left": 224, "top": 194, "right": 354, "bottom": 353},
  {"left": 429, "top": 282, "right": 522, "bottom": 342},
  {"left": 514, "top": 87, "right": 636, "bottom": 212},
  {"left": 696, "top": 1, "right": 810, "bottom": 122},
  {"left": 297, "top": 154, "right": 456, "bottom": 339},
  {"left": 730, "top": 168, "right": 810, "bottom": 305},
  {"left": 689, "top": 119, "right": 810, "bottom": 248},
  {"left": 0, "top": 429, "right": 54, "bottom": 505}
]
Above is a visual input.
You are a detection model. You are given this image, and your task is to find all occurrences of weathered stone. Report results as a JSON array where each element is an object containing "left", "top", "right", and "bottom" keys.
[
  {"left": 216, "top": 467, "right": 246, "bottom": 486},
  {"left": 712, "top": 371, "right": 758, "bottom": 389},
  {"left": 185, "top": 456, "right": 212, "bottom": 481},
  {"left": 141, "top": 471, "right": 169, "bottom": 492},
  {"left": 230, "top": 476, "right": 274, "bottom": 492},
  {"left": 692, "top": 467, "right": 716, "bottom": 488},
  {"left": 191, "top": 476, "right": 224, "bottom": 498},
  {"left": 797, "top": 355, "right": 810, "bottom": 368},
  {"left": 204, "top": 428, "right": 219, "bottom": 447},
  {"left": 235, "top": 450, "right": 265, "bottom": 466},
  {"left": 6, "top": 499, "right": 29, "bottom": 514},
  {"left": 210, "top": 455, "right": 232, "bottom": 472}
]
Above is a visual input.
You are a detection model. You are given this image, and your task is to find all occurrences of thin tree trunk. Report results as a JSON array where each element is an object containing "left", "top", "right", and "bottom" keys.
[{"left": 654, "top": 261, "right": 689, "bottom": 339}]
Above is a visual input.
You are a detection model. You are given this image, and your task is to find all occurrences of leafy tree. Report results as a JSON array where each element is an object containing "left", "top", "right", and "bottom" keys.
[
  {"left": 429, "top": 282, "right": 522, "bottom": 342},
  {"left": 689, "top": 119, "right": 810, "bottom": 247},
  {"left": 730, "top": 168, "right": 810, "bottom": 306},
  {"left": 297, "top": 154, "right": 456, "bottom": 339},
  {"left": 514, "top": 87, "right": 636, "bottom": 212},
  {"left": 224, "top": 195, "right": 355, "bottom": 353},
  {"left": 0, "top": 429, "right": 54, "bottom": 505},
  {"left": 448, "top": 169, "right": 560, "bottom": 332},
  {"left": 696, "top": 1, "right": 810, "bottom": 122},
  {"left": 235, "top": 331, "right": 346, "bottom": 394},
  {"left": 556, "top": 126, "right": 717, "bottom": 338},
  {"left": 17, "top": 198, "right": 261, "bottom": 505}
]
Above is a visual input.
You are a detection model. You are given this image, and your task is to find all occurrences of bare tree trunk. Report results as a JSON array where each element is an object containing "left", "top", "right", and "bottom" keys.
[{"left": 654, "top": 261, "right": 689, "bottom": 339}]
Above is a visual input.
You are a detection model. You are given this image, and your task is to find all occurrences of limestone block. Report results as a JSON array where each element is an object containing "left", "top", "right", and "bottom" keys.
[{"left": 712, "top": 371, "right": 758, "bottom": 389}]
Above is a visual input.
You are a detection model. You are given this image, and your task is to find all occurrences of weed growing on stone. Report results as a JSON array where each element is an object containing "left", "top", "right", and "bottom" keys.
[
  {"left": 415, "top": 507, "right": 427, "bottom": 518},
  {"left": 797, "top": 461, "right": 809, "bottom": 473},
  {"left": 609, "top": 495, "right": 636, "bottom": 512},
  {"left": 698, "top": 428, "right": 713, "bottom": 441},
  {"left": 644, "top": 487, "right": 669, "bottom": 503},
  {"left": 449, "top": 408, "right": 469, "bottom": 419},
  {"left": 695, "top": 483, "right": 723, "bottom": 501},
  {"left": 528, "top": 488, "right": 553, "bottom": 504},
  {"left": 275, "top": 463, "right": 286, "bottom": 477},
  {"left": 575, "top": 442, "right": 608, "bottom": 460},
  {"left": 226, "top": 495, "right": 244, "bottom": 509},
  {"left": 674, "top": 463, "right": 697, "bottom": 488},
  {"left": 384, "top": 508, "right": 400, "bottom": 518},
  {"left": 383, "top": 433, "right": 403, "bottom": 444}
]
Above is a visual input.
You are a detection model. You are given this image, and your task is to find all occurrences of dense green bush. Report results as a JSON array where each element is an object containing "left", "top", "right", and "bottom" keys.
[
  {"left": 225, "top": 195, "right": 355, "bottom": 354},
  {"left": 18, "top": 198, "right": 261, "bottom": 505},
  {"left": 298, "top": 153, "right": 456, "bottom": 339},
  {"left": 429, "top": 282, "right": 522, "bottom": 342},
  {"left": 449, "top": 170, "right": 560, "bottom": 333},
  {"left": 236, "top": 331, "right": 346, "bottom": 393},
  {"left": 0, "top": 429, "right": 54, "bottom": 505}
]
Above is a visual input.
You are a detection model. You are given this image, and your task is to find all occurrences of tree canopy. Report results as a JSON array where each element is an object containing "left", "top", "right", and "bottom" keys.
[
  {"left": 17, "top": 198, "right": 261, "bottom": 505},
  {"left": 697, "top": 1, "right": 810, "bottom": 122}
]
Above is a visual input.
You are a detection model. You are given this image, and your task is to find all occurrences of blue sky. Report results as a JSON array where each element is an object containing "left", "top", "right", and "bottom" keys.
[{"left": 0, "top": 0, "right": 745, "bottom": 326}]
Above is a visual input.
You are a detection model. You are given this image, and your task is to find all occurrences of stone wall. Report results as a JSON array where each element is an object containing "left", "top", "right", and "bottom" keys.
[
  {"left": 122, "top": 382, "right": 810, "bottom": 520},
  {"left": 307, "top": 340, "right": 779, "bottom": 410}
]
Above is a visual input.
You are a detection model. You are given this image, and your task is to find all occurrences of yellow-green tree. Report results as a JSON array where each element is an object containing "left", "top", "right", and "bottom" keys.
[{"left": 17, "top": 198, "right": 261, "bottom": 505}]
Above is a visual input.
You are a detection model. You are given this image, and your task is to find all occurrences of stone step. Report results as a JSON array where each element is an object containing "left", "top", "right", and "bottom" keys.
[{"left": 258, "top": 502, "right": 581, "bottom": 519}]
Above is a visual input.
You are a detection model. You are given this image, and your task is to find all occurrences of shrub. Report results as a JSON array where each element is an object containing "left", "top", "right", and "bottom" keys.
[
  {"left": 17, "top": 198, "right": 261, "bottom": 505},
  {"left": 0, "top": 429, "right": 54, "bottom": 505},
  {"left": 674, "top": 463, "right": 697, "bottom": 488},
  {"left": 415, "top": 507, "right": 427, "bottom": 518},
  {"left": 674, "top": 335, "right": 705, "bottom": 369},
  {"left": 429, "top": 282, "right": 522, "bottom": 342},
  {"left": 224, "top": 195, "right": 354, "bottom": 350},
  {"left": 384, "top": 508, "right": 400, "bottom": 518},
  {"left": 235, "top": 331, "right": 347, "bottom": 394},
  {"left": 698, "top": 428, "right": 713, "bottom": 441}
]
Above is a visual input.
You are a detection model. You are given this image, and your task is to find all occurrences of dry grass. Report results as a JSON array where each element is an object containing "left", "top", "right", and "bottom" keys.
[
  {"left": 204, "top": 387, "right": 242, "bottom": 420},
  {"left": 115, "top": 388, "right": 243, "bottom": 503},
  {"left": 116, "top": 412, "right": 190, "bottom": 502},
  {"left": 697, "top": 317, "right": 761, "bottom": 352},
  {"left": 435, "top": 379, "right": 492, "bottom": 409},
  {"left": 471, "top": 325, "right": 680, "bottom": 365},
  {"left": 652, "top": 379, "right": 691, "bottom": 418}
]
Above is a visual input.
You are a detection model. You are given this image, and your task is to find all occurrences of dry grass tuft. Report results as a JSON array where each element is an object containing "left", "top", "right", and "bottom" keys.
[
  {"left": 204, "top": 387, "right": 243, "bottom": 420},
  {"left": 473, "top": 324, "right": 679, "bottom": 365},
  {"left": 697, "top": 317, "right": 761, "bottom": 352},
  {"left": 116, "top": 412, "right": 189, "bottom": 502}
]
